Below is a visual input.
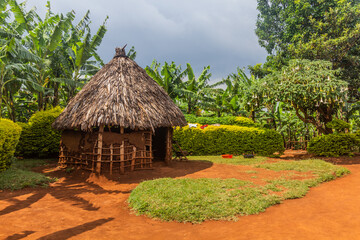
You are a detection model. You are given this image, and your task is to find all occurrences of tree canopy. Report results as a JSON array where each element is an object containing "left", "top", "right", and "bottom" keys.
[
  {"left": 261, "top": 59, "right": 348, "bottom": 134},
  {"left": 256, "top": 0, "right": 360, "bottom": 100}
]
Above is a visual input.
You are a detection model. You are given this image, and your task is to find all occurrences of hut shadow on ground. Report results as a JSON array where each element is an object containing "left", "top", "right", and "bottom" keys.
[
  {"left": 0, "top": 174, "right": 125, "bottom": 217},
  {"left": 43, "top": 160, "right": 213, "bottom": 185},
  {"left": 0, "top": 160, "right": 213, "bottom": 218},
  {"left": 86, "top": 160, "right": 214, "bottom": 184}
]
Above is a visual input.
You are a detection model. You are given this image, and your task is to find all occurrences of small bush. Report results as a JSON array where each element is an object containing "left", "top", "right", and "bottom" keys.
[
  {"left": 307, "top": 133, "right": 359, "bottom": 157},
  {"left": 174, "top": 124, "right": 284, "bottom": 156},
  {"left": 0, "top": 119, "right": 22, "bottom": 172},
  {"left": 184, "top": 114, "right": 256, "bottom": 127},
  {"left": 326, "top": 119, "right": 350, "bottom": 133},
  {"left": 16, "top": 107, "right": 62, "bottom": 158}
]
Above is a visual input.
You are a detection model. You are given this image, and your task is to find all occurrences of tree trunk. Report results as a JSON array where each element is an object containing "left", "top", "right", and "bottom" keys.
[
  {"left": 52, "top": 82, "right": 59, "bottom": 107},
  {"left": 9, "top": 92, "right": 16, "bottom": 122},
  {"left": 187, "top": 99, "right": 192, "bottom": 114},
  {"left": 251, "top": 111, "right": 256, "bottom": 122},
  {"left": 38, "top": 91, "right": 44, "bottom": 111}
]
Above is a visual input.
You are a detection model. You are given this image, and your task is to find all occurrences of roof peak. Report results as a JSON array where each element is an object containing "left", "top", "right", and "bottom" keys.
[{"left": 114, "top": 45, "right": 127, "bottom": 58}]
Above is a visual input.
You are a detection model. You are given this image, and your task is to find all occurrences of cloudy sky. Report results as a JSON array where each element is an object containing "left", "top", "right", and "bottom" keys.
[{"left": 25, "top": 0, "right": 268, "bottom": 81}]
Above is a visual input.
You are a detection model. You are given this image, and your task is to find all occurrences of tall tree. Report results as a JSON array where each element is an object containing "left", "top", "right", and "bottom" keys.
[
  {"left": 261, "top": 59, "right": 348, "bottom": 134},
  {"left": 256, "top": 0, "right": 360, "bottom": 100}
]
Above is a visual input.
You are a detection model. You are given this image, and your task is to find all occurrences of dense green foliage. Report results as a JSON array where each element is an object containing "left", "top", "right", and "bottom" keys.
[
  {"left": 261, "top": 59, "right": 348, "bottom": 134},
  {"left": 326, "top": 119, "right": 351, "bottom": 133},
  {"left": 307, "top": 133, "right": 359, "bottom": 157},
  {"left": 184, "top": 114, "right": 256, "bottom": 127},
  {"left": 0, "top": 158, "right": 56, "bottom": 190},
  {"left": 16, "top": 107, "right": 62, "bottom": 158},
  {"left": 256, "top": 0, "right": 360, "bottom": 100},
  {"left": 174, "top": 124, "right": 284, "bottom": 156},
  {"left": 0, "top": 118, "right": 22, "bottom": 171},
  {"left": 128, "top": 159, "right": 349, "bottom": 223},
  {"left": 0, "top": 0, "right": 110, "bottom": 120}
]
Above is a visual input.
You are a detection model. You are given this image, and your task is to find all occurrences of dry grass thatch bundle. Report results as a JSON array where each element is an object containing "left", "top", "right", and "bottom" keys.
[{"left": 53, "top": 47, "right": 187, "bottom": 131}]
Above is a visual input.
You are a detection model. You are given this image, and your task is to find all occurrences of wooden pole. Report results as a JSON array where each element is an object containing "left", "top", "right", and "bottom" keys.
[
  {"left": 140, "top": 150, "right": 144, "bottom": 168},
  {"left": 120, "top": 126, "right": 125, "bottom": 174},
  {"left": 131, "top": 146, "right": 136, "bottom": 171},
  {"left": 96, "top": 125, "right": 104, "bottom": 174},
  {"left": 91, "top": 140, "right": 96, "bottom": 172},
  {"left": 165, "top": 128, "right": 173, "bottom": 164},
  {"left": 59, "top": 139, "right": 65, "bottom": 167},
  {"left": 110, "top": 144, "right": 113, "bottom": 176},
  {"left": 149, "top": 132, "right": 153, "bottom": 168},
  {"left": 120, "top": 142, "right": 124, "bottom": 174}
]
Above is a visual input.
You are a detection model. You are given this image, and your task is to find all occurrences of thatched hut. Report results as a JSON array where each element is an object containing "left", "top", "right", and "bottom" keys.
[{"left": 52, "top": 47, "right": 187, "bottom": 174}]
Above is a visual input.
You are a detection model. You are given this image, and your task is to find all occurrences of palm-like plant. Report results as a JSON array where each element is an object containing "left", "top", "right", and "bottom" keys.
[
  {"left": 179, "top": 64, "right": 220, "bottom": 114},
  {"left": 7, "top": 0, "right": 109, "bottom": 109},
  {"left": 53, "top": 10, "right": 108, "bottom": 104},
  {"left": 145, "top": 60, "right": 187, "bottom": 101},
  {"left": 0, "top": 7, "right": 41, "bottom": 118},
  {"left": 8, "top": 0, "right": 76, "bottom": 110}
]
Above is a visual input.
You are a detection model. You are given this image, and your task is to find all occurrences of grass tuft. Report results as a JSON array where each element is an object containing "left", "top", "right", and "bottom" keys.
[
  {"left": 188, "top": 155, "right": 268, "bottom": 166},
  {"left": 256, "top": 159, "right": 350, "bottom": 182},
  {"left": 0, "top": 158, "right": 57, "bottom": 191},
  {"left": 129, "top": 178, "right": 280, "bottom": 223}
]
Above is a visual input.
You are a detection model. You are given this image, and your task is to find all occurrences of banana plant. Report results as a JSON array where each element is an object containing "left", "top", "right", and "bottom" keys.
[
  {"left": 55, "top": 10, "right": 109, "bottom": 103},
  {"left": 179, "top": 63, "right": 216, "bottom": 114},
  {"left": 145, "top": 60, "right": 188, "bottom": 100},
  {"left": 8, "top": 0, "right": 76, "bottom": 110},
  {"left": 0, "top": 9, "right": 42, "bottom": 118}
]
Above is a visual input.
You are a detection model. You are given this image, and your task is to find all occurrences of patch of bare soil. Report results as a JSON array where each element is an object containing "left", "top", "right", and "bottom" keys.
[{"left": 1, "top": 151, "right": 360, "bottom": 240}]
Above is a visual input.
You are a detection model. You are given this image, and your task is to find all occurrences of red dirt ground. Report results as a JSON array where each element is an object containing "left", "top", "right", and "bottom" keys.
[{"left": 1, "top": 150, "right": 360, "bottom": 240}]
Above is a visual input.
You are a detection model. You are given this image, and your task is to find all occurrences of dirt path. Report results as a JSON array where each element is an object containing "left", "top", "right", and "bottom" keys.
[{"left": 1, "top": 153, "right": 360, "bottom": 240}]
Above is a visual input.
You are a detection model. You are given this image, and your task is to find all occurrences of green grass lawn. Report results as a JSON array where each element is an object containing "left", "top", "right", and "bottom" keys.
[
  {"left": 128, "top": 157, "right": 350, "bottom": 223},
  {"left": 0, "top": 158, "right": 57, "bottom": 191},
  {"left": 188, "top": 155, "right": 268, "bottom": 165}
]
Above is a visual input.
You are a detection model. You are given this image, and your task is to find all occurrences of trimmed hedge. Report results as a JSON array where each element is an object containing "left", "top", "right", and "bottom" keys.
[
  {"left": 307, "top": 133, "right": 359, "bottom": 157},
  {"left": 174, "top": 124, "right": 284, "bottom": 156},
  {"left": 16, "top": 107, "right": 62, "bottom": 158},
  {"left": 326, "top": 119, "right": 350, "bottom": 133},
  {"left": 184, "top": 114, "right": 256, "bottom": 127},
  {"left": 0, "top": 119, "right": 22, "bottom": 172}
]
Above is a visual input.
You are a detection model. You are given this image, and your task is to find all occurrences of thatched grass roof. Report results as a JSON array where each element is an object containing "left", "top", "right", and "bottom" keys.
[{"left": 53, "top": 47, "right": 187, "bottom": 131}]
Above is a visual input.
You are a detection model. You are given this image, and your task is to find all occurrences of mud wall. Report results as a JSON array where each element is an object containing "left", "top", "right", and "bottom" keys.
[{"left": 61, "top": 130, "right": 147, "bottom": 153}]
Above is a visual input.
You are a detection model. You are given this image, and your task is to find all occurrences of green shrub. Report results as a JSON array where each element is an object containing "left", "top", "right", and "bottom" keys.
[
  {"left": 0, "top": 119, "right": 22, "bottom": 172},
  {"left": 184, "top": 114, "right": 256, "bottom": 127},
  {"left": 355, "top": 130, "right": 360, "bottom": 139},
  {"left": 173, "top": 124, "right": 284, "bottom": 156},
  {"left": 307, "top": 133, "right": 359, "bottom": 157},
  {"left": 16, "top": 107, "right": 62, "bottom": 158},
  {"left": 326, "top": 119, "right": 350, "bottom": 133}
]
